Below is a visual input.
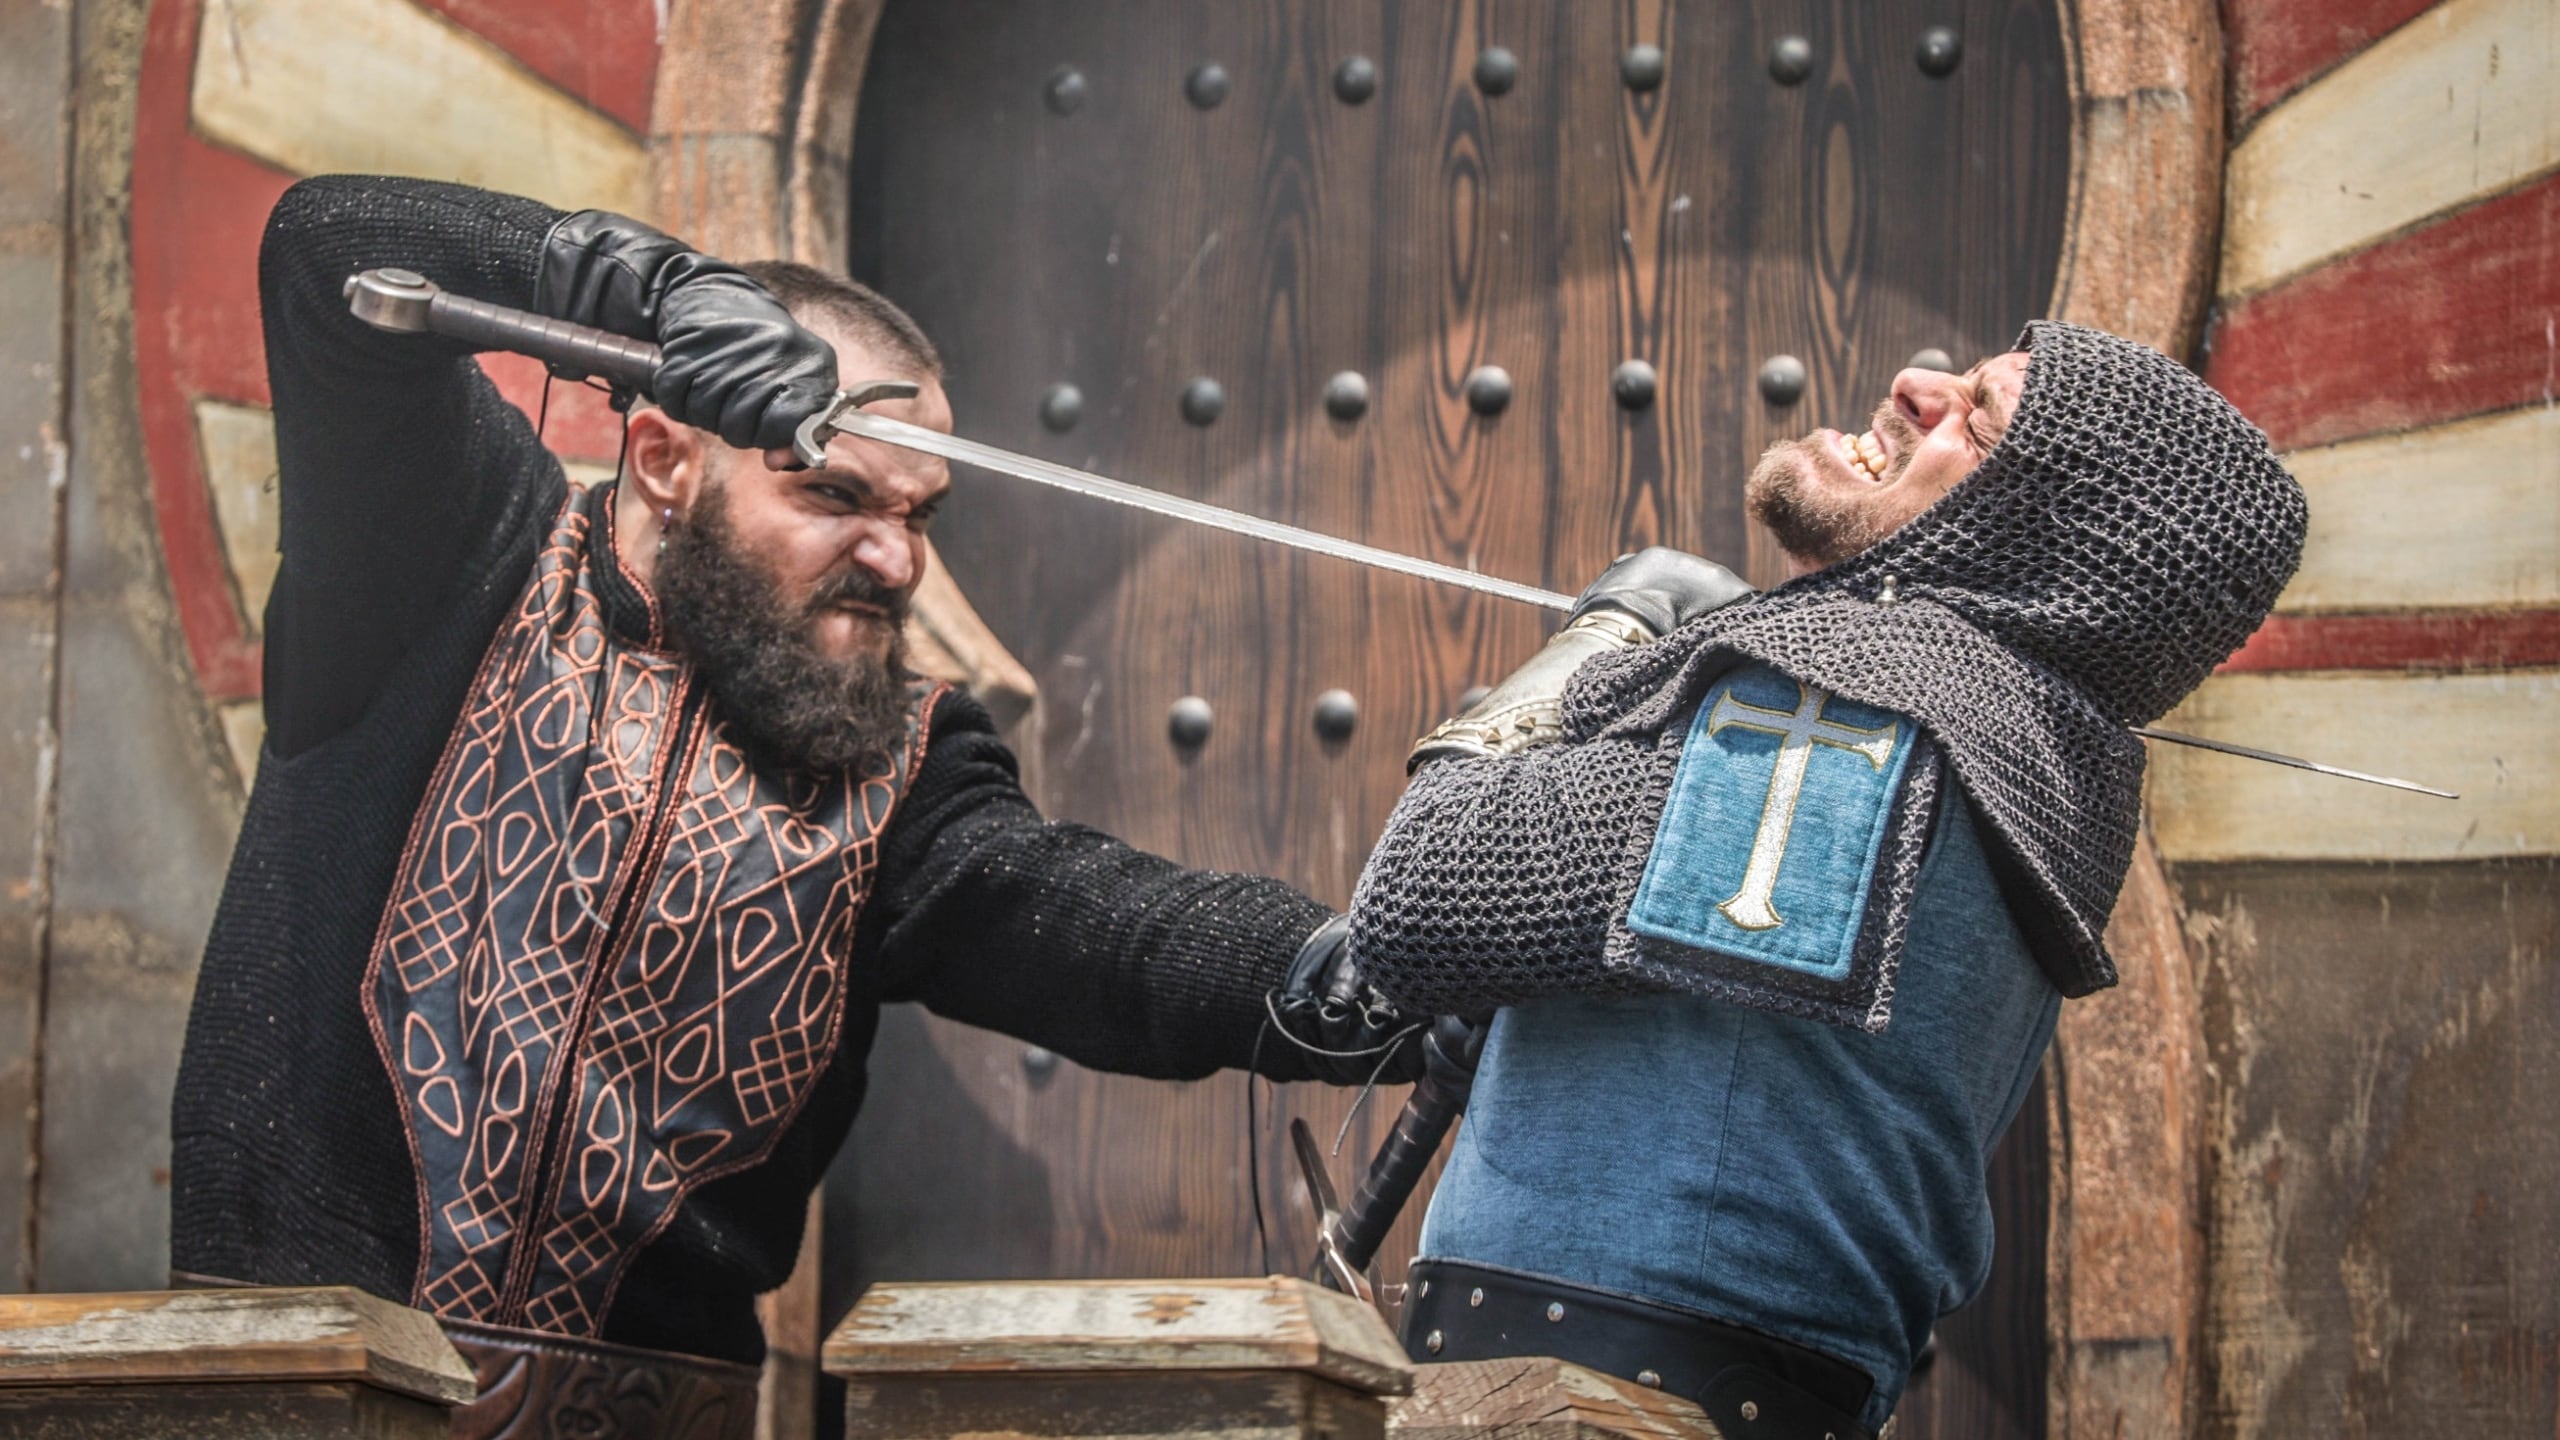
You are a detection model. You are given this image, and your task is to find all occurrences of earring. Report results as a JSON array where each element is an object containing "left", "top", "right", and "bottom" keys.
[{"left": 658, "top": 505, "right": 674, "bottom": 557}]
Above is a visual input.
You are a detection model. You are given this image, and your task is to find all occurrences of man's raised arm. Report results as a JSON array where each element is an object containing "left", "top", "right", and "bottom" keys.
[{"left": 255, "top": 175, "right": 836, "bottom": 755}]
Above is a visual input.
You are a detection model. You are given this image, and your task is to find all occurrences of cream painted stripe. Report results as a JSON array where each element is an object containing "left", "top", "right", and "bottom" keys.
[
  {"left": 195, "top": 398, "right": 281, "bottom": 632},
  {"left": 2276, "top": 405, "right": 2560, "bottom": 613},
  {"left": 192, "top": 0, "right": 649, "bottom": 218},
  {"left": 2221, "top": 0, "right": 2558, "bottom": 298},
  {"left": 2150, "top": 670, "right": 2556, "bottom": 861}
]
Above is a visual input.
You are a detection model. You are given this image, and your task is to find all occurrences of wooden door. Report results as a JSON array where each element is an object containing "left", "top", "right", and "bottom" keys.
[{"left": 827, "top": 4, "right": 2067, "bottom": 1435}]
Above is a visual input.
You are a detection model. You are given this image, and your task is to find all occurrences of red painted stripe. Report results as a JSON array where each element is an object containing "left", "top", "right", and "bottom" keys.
[
  {"left": 133, "top": 0, "right": 272, "bottom": 700},
  {"left": 2224, "top": 0, "right": 2439, "bottom": 122},
  {"left": 2205, "top": 172, "right": 2560, "bottom": 453},
  {"left": 415, "top": 0, "right": 661, "bottom": 135},
  {"left": 2218, "top": 609, "right": 2560, "bottom": 672},
  {"left": 133, "top": 0, "right": 657, "bottom": 702}
]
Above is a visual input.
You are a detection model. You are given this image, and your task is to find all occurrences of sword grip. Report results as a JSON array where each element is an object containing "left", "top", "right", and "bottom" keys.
[
  {"left": 1338, "top": 1017, "right": 1485, "bottom": 1271},
  {"left": 345, "top": 267, "right": 663, "bottom": 395}
]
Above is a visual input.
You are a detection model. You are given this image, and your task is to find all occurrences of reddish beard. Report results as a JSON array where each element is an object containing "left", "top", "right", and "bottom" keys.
[{"left": 1745, "top": 401, "right": 1922, "bottom": 569}]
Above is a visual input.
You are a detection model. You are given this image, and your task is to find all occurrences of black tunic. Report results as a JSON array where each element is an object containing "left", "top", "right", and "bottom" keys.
[{"left": 170, "top": 175, "right": 1331, "bottom": 1363}]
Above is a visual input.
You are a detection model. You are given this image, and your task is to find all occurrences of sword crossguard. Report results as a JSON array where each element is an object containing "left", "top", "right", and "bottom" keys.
[{"left": 792, "top": 380, "right": 923, "bottom": 469}]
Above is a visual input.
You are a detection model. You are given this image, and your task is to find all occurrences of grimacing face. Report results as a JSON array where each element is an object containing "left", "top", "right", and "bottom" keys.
[
  {"left": 1746, "top": 351, "right": 2029, "bottom": 574},
  {"left": 703, "top": 334, "right": 956, "bottom": 664}
]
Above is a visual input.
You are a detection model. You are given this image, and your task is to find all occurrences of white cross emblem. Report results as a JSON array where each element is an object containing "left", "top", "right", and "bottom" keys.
[{"left": 1704, "top": 680, "right": 1901, "bottom": 932}]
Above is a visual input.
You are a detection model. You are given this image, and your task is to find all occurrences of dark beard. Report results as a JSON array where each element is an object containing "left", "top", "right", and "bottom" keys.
[
  {"left": 1744, "top": 401, "right": 1922, "bottom": 568},
  {"left": 652, "top": 481, "right": 914, "bottom": 774}
]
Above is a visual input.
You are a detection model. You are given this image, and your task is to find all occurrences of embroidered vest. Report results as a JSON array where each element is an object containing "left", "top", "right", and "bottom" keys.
[{"left": 364, "top": 495, "right": 937, "bottom": 1336}]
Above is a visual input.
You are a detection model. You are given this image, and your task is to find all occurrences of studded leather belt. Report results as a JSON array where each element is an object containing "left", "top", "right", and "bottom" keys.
[
  {"left": 1400, "top": 1260, "right": 1878, "bottom": 1440},
  {"left": 441, "top": 1319, "right": 760, "bottom": 1440}
]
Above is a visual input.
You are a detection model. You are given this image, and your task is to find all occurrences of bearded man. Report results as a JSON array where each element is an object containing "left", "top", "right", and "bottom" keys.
[
  {"left": 168, "top": 175, "right": 1429, "bottom": 1437},
  {"left": 1348, "top": 327, "right": 2307, "bottom": 1439}
]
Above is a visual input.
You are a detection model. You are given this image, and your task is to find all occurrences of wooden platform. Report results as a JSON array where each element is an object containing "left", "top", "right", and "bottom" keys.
[
  {"left": 1392, "top": 1357, "right": 1725, "bottom": 1440},
  {"left": 0, "top": 1286, "right": 472, "bottom": 1439},
  {"left": 828, "top": 1276, "right": 1411, "bottom": 1438}
]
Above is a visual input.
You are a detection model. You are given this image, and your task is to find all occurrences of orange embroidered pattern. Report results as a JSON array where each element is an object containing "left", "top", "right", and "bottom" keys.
[{"left": 365, "top": 499, "right": 934, "bottom": 1334}]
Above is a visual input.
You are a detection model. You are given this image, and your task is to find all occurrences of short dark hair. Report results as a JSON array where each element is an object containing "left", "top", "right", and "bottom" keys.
[{"left": 740, "top": 259, "right": 942, "bottom": 380}]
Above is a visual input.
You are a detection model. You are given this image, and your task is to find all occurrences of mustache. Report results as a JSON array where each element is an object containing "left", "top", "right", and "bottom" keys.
[
  {"left": 1866, "top": 401, "right": 1925, "bottom": 481},
  {"left": 806, "top": 568, "right": 909, "bottom": 620}
]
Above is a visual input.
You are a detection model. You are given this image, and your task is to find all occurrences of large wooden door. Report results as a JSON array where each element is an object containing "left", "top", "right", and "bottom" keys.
[{"left": 826, "top": 3, "right": 2067, "bottom": 1434}]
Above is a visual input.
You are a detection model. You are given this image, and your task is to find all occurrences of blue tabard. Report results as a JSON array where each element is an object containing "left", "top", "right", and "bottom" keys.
[{"left": 1417, "top": 663, "right": 2060, "bottom": 1431}]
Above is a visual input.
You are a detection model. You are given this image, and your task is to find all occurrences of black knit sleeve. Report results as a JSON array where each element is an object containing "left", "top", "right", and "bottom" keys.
[
  {"left": 257, "top": 175, "right": 571, "bottom": 757},
  {"left": 860, "top": 691, "right": 1335, "bottom": 1082}
]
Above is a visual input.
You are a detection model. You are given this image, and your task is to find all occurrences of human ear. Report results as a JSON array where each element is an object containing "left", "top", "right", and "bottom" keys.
[{"left": 624, "top": 409, "right": 710, "bottom": 514}]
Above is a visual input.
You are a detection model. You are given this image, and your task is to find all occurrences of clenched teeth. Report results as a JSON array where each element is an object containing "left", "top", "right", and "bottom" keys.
[{"left": 1851, "top": 431, "right": 1888, "bottom": 480}]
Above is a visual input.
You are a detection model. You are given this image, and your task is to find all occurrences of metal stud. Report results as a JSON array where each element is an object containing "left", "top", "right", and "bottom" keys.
[
  {"left": 1612, "top": 359, "right": 1658, "bottom": 410},
  {"left": 1767, "top": 35, "right": 1813, "bottom": 85},
  {"left": 1756, "top": 355, "right": 1807, "bottom": 406},
  {"left": 1545, "top": 1302, "right": 1565, "bottom": 1322},
  {"left": 1468, "top": 1287, "right": 1485, "bottom": 1307},
  {"left": 1916, "top": 26, "right": 1963, "bottom": 77},
  {"left": 1474, "top": 46, "right": 1518, "bottom": 96},
  {"left": 1425, "top": 1329, "right": 1444, "bottom": 1354},
  {"left": 1168, "top": 696, "right": 1213, "bottom": 748},
  {"left": 1417, "top": 1280, "right": 1430, "bottom": 1299},
  {"left": 1324, "top": 370, "right": 1371, "bottom": 421},
  {"left": 1907, "top": 347, "right": 1956, "bottom": 373},
  {"left": 1636, "top": 1369, "right": 1663, "bottom": 1388},
  {"left": 1044, "top": 66, "right": 1089, "bottom": 115},
  {"left": 1333, "top": 55, "right": 1378, "bottom": 104},
  {"left": 1021, "top": 1045, "right": 1059, "bottom": 1077},
  {"left": 1181, "top": 377, "right": 1226, "bottom": 426},
  {"left": 1465, "top": 365, "right": 1513, "bottom": 416},
  {"left": 1740, "top": 1400, "right": 1760, "bottom": 1422},
  {"left": 1620, "top": 43, "right": 1666, "bottom": 92},
  {"left": 1185, "top": 62, "right": 1231, "bottom": 109},
  {"left": 1040, "top": 382, "right": 1083, "bottom": 433},
  {"left": 1313, "top": 689, "right": 1358, "bottom": 742}
]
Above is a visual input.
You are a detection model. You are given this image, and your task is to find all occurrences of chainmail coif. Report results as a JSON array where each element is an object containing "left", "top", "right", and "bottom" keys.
[{"left": 1352, "top": 322, "right": 2306, "bottom": 1014}]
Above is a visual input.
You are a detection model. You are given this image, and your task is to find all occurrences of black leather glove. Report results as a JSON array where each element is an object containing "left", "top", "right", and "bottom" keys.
[
  {"left": 537, "top": 210, "right": 839, "bottom": 452},
  {"left": 1267, "top": 915, "right": 1428, "bottom": 1086},
  {"left": 1568, "top": 546, "right": 1756, "bottom": 636}
]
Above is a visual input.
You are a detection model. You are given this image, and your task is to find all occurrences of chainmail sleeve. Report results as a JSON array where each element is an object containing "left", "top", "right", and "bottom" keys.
[
  {"left": 1346, "top": 735, "right": 1668, "bottom": 1018},
  {"left": 862, "top": 691, "right": 1339, "bottom": 1082}
]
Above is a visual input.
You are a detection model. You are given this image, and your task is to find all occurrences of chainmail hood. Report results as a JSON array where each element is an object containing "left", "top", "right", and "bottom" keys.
[{"left": 1567, "top": 321, "right": 2307, "bottom": 997}]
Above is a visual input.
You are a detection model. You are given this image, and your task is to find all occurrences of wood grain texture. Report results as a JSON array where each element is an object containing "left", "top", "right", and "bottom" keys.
[
  {"left": 2180, "top": 859, "right": 2560, "bottom": 1435},
  {"left": 0, "top": 0, "right": 73, "bottom": 1295},
  {"left": 2046, "top": 845, "right": 2204, "bottom": 1440},
  {"left": 0, "top": 1380, "right": 451, "bottom": 1440},
  {"left": 833, "top": 5, "right": 2068, "bottom": 1436},
  {"left": 0, "top": 1287, "right": 473, "bottom": 1406},
  {"left": 825, "top": 1278, "right": 1409, "bottom": 1397},
  {"left": 844, "top": 1369, "right": 1386, "bottom": 1440},
  {"left": 1388, "top": 1357, "right": 1721, "bottom": 1439},
  {"left": 2204, "top": 169, "right": 2560, "bottom": 453},
  {"left": 2047, "top": 0, "right": 2226, "bottom": 357},
  {"left": 2220, "top": 0, "right": 2559, "bottom": 299}
]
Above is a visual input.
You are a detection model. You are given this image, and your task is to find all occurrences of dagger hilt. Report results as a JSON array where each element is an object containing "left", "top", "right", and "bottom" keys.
[{"left": 1335, "top": 1014, "right": 1485, "bottom": 1274}]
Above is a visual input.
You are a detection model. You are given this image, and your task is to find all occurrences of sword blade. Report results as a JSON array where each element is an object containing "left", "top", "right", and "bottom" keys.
[
  {"left": 824, "top": 408, "right": 1576, "bottom": 613},
  {"left": 835, "top": 409, "right": 2458, "bottom": 800},
  {"left": 2130, "top": 726, "right": 2459, "bottom": 799}
]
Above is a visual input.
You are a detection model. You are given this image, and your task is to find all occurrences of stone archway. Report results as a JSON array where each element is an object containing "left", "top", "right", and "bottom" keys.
[{"left": 645, "top": 2, "right": 2229, "bottom": 1433}]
